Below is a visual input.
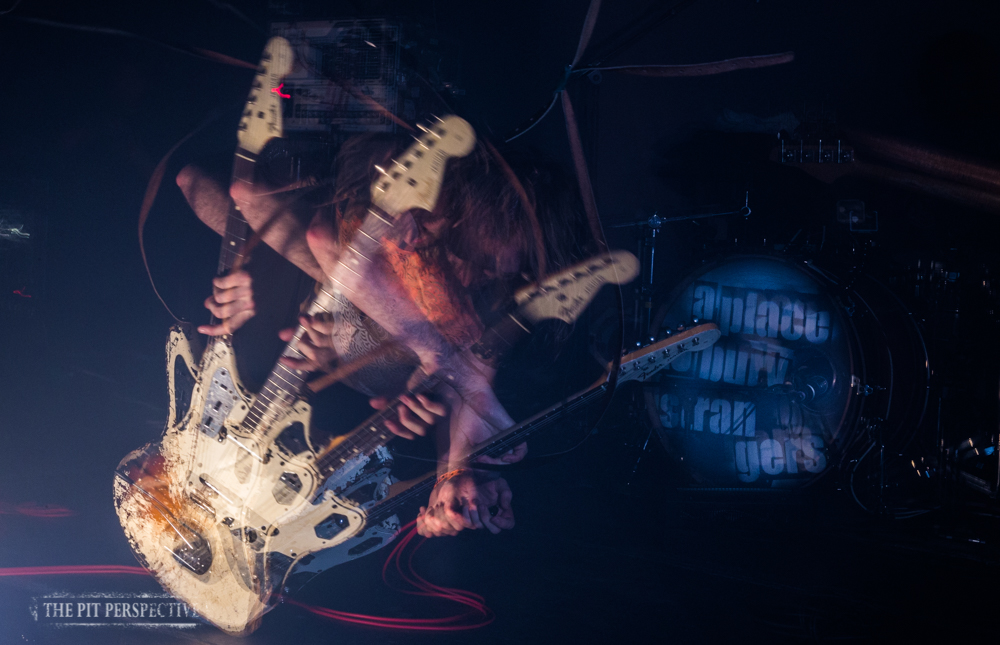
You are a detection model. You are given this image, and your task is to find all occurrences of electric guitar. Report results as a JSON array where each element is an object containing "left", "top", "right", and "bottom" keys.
[
  {"left": 116, "top": 233, "right": 642, "bottom": 634},
  {"left": 282, "top": 321, "right": 723, "bottom": 590},
  {"left": 115, "top": 42, "right": 641, "bottom": 632},
  {"left": 114, "top": 107, "right": 484, "bottom": 635},
  {"left": 366, "top": 322, "right": 723, "bottom": 531}
]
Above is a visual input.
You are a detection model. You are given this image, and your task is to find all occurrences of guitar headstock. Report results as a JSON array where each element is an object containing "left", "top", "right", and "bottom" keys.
[
  {"left": 370, "top": 116, "right": 476, "bottom": 215},
  {"left": 237, "top": 37, "right": 294, "bottom": 156},
  {"left": 615, "top": 323, "right": 720, "bottom": 385},
  {"left": 514, "top": 250, "right": 640, "bottom": 325}
]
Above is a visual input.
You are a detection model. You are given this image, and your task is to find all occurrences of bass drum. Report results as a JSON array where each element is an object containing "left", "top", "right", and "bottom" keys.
[{"left": 645, "top": 255, "right": 929, "bottom": 488}]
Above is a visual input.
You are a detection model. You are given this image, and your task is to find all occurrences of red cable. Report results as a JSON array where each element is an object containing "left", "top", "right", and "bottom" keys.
[
  {"left": 0, "top": 565, "right": 150, "bottom": 577},
  {"left": 289, "top": 521, "right": 493, "bottom": 631}
]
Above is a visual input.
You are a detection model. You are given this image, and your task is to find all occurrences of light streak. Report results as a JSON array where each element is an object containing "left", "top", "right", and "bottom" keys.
[
  {"left": 0, "top": 565, "right": 150, "bottom": 577},
  {"left": 289, "top": 521, "right": 493, "bottom": 631},
  {"left": 271, "top": 82, "right": 290, "bottom": 99},
  {"left": 0, "top": 501, "right": 73, "bottom": 517}
]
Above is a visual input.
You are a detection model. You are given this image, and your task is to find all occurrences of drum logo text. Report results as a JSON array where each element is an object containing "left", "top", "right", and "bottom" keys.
[{"left": 692, "top": 282, "right": 830, "bottom": 343}]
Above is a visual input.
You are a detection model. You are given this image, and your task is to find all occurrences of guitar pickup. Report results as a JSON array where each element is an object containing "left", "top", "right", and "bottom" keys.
[
  {"left": 196, "top": 474, "right": 242, "bottom": 508},
  {"left": 187, "top": 489, "right": 216, "bottom": 516},
  {"left": 201, "top": 368, "right": 238, "bottom": 439}
]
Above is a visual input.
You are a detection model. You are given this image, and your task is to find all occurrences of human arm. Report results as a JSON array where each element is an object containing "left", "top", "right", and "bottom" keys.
[
  {"left": 175, "top": 164, "right": 325, "bottom": 281},
  {"left": 307, "top": 211, "right": 515, "bottom": 435},
  {"left": 308, "top": 209, "right": 526, "bottom": 535},
  {"left": 175, "top": 164, "right": 325, "bottom": 335}
]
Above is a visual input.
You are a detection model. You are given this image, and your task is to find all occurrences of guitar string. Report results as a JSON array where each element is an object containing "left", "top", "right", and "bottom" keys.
[
  {"left": 234, "top": 133, "right": 434, "bottom": 437},
  {"left": 315, "top": 376, "right": 440, "bottom": 470}
]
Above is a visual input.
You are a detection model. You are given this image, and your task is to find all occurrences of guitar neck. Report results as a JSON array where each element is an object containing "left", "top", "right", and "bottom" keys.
[
  {"left": 240, "top": 115, "right": 480, "bottom": 437},
  {"left": 304, "top": 251, "right": 644, "bottom": 484},
  {"left": 366, "top": 376, "right": 612, "bottom": 525},
  {"left": 240, "top": 203, "right": 405, "bottom": 435},
  {"left": 217, "top": 151, "right": 256, "bottom": 277},
  {"left": 361, "top": 322, "right": 721, "bottom": 523},
  {"left": 312, "top": 302, "right": 536, "bottom": 476},
  {"left": 315, "top": 373, "right": 441, "bottom": 476}
]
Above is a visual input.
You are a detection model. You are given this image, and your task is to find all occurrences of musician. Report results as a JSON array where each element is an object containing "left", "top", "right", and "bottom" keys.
[{"left": 176, "top": 134, "right": 585, "bottom": 538}]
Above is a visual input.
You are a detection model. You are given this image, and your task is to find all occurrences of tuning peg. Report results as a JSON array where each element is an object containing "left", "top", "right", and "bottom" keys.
[{"left": 691, "top": 318, "right": 700, "bottom": 324}]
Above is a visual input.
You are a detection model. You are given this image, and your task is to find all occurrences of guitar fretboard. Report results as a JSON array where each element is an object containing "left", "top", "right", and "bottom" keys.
[
  {"left": 314, "top": 373, "right": 441, "bottom": 475},
  {"left": 240, "top": 206, "right": 402, "bottom": 436},
  {"left": 216, "top": 152, "right": 256, "bottom": 278}
]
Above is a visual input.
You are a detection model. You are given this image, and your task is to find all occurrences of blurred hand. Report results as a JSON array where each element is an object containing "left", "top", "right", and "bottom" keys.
[
  {"left": 417, "top": 473, "right": 514, "bottom": 537},
  {"left": 369, "top": 394, "right": 447, "bottom": 440},
  {"left": 277, "top": 314, "right": 338, "bottom": 372},
  {"left": 197, "top": 271, "right": 255, "bottom": 336}
]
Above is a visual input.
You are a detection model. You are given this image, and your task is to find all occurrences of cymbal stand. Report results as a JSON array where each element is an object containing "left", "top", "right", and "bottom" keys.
[
  {"left": 610, "top": 212, "right": 664, "bottom": 346},
  {"left": 606, "top": 213, "right": 664, "bottom": 489},
  {"left": 636, "top": 213, "right": 664, "bottom": 344}
]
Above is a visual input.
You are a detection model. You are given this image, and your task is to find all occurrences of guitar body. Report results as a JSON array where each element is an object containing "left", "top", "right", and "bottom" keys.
[{"left": 116, "top": 325, "right": 402, "bottom": 633}]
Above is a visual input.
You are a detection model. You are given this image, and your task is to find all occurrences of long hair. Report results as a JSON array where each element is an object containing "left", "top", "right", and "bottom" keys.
[{"left": 327, "top": 132, "right": 594, "bottom": 290}]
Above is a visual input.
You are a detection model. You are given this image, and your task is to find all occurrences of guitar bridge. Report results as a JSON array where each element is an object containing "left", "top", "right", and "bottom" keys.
[{"left": 166, "top": 527, "right": 213, "bottom": 576}]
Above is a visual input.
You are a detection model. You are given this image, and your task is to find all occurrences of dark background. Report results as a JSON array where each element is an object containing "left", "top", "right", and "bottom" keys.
[{"left": 2, "top": 0, "right": 1000, "bottom": 642}]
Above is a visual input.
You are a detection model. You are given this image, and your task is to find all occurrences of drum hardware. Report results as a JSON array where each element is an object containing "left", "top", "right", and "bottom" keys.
[
  {"left": 846, "top": 416, "right": 896, "bottom": 516},
  {"left": 612, "top": 193, "right": 752, "bottom": 344},
  {"left": 775, "top": 135, "right": 855, "bottom": 166},
  {"left": 769, "top": 130, "right": 857, "bottom": 185},
  {"left": 836, "top": 199, "right": 878, "bottom": 233},
  {"left": 848, "top": 377, "right": 884, "bottom": 398},
  {"left": 950, "top": 435, "right": 1000, "bottom": 497}
]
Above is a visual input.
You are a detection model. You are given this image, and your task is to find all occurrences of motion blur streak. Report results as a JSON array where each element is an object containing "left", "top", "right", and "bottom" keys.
[
  {"left": 0, "top": 565, "right": 150, "bottom": 577},
  {"left": 0, "top": 501, "right": 75, "bottom": 517},
  {"left": 288, "top": 522, "right": 494, "bottom": 631},
  {"left": 0, "top": 525, "right": 493, "bottom": 631}
]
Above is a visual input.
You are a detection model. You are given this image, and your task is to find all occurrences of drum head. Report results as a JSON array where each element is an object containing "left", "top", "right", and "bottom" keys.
[{"left": 647, "top": 256, "right": 860, "bottom": 488}]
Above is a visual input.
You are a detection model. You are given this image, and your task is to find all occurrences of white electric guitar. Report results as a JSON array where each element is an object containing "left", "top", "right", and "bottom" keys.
[
  {"left": 115, "top": 241, "right": 642, "bottom": 635},
  {"left": 114, "top": 44, "right": 642, "bottom": 633}
]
